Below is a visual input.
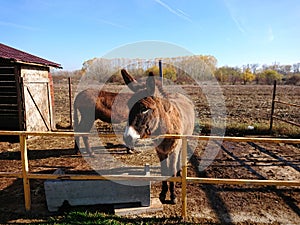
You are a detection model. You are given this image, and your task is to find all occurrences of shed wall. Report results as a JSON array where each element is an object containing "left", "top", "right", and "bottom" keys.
[{"left": 0, "top": 61, "right": 55, "bottom": 133}]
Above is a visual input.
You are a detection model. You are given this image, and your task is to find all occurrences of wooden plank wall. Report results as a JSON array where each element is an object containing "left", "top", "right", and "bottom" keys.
[{"left": 0, "top": 64, "right": 20, "bottom": 130}]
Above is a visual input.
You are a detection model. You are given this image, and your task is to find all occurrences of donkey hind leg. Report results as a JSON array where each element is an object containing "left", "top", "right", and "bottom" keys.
[
  {"left": 74, "top": 135, "right": 80, "bottom": 154},
  {"left": 83, "top": 136, "right": 94, "bottom": 157},
  {"left": 76, "top": 111, "right": 94, "bottom": 156},
  {"left": 74, "top": 107, "right": 80, "bottom": 154}
]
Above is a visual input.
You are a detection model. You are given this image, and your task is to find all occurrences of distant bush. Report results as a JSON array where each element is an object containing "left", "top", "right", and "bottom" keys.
[
  {"left": 285, "top": 74, "right": 300, "bottom": 85},
  {"left": 257, "top": 69, "right": 283, "bottom": 85}
]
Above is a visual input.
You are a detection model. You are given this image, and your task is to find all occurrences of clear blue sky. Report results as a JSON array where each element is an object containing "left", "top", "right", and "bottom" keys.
[{"left": 1, "top": 0, "right": 299, "bottom": 70}]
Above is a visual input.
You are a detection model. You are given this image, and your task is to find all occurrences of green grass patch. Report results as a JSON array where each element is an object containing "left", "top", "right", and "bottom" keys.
[
  {"left": 48, "top": 211, "right": 124, "bottom": 224},
  {"left": 271, "top": 122, "right": 300, "bottom": 138},
  {"left": 197, "top": 121, "right": 300, "bottom": 138},
  {"left": 46, "top": 210, "right": 195, "bottom": 225}
]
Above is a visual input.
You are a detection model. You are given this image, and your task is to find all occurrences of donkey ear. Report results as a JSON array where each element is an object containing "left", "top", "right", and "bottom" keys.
[
  {"left": 121, "top": 69, "right": 141, "bottom": 92},
  {"left": 146, "top": 71, "right": 155, "bottom": 96}
]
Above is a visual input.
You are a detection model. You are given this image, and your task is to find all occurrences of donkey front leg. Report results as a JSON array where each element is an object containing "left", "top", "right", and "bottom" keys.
[
  {"left": 159, "top": 156, "right": 168, "bottom": 203},
  {"left": 169, "top": 150, "right": 180, "bottom": 204},
  {"left": 159, "top": 181, "right": 168, "bottom": 204},
  {"left": 169, "top": 181, "right": 177, "bottom": 204}
]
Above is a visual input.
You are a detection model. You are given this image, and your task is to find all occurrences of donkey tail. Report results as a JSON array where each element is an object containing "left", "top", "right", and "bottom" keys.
[
  {"left": 73, "top": 96, "right": 81, "bottom": 153},
  {"left": 73, "top": 97, "right": 79, "bottom": 131}
]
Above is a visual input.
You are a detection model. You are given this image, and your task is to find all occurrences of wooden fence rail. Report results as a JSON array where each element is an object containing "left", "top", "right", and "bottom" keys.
[{"left": 0, "top": 130, "right": 300, "bottom": 219}]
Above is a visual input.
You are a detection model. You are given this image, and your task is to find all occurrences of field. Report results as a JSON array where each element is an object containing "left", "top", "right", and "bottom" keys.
[{"left": 0, "top": 77, "right": 299, "bottom": 224}]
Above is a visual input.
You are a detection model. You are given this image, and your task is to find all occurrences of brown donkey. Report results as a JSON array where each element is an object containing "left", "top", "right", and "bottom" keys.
[
  {"left": 74, "top": 88, "right": 132, "bottom": 155},
  {"left": 121, "top": 69, "right": 195, "bottom": 204}
]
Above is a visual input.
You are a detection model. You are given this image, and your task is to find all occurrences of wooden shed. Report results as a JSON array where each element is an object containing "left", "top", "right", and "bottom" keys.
[{"left": 0, "top": 43, "right": 62, "bottom": 133}]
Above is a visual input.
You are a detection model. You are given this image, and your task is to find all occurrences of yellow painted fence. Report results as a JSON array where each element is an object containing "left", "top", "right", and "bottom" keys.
[{"left": 0, "top": 130, "right": 300, "bottom": 219}]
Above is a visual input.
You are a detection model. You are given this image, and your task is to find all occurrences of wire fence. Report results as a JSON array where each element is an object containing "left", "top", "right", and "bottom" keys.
[{"left": 270, "top": 80, "right": 300, "bottom": 131}]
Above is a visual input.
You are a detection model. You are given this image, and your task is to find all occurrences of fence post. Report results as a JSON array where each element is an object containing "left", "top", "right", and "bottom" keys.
[
  {"left": 269, "top": 80, "right": 277, "bottom": 133},
  {"left": 159, "top": 60, "right": 163, "bottom": 86},
  {"left": 181, "top": 137, "right": 188, "bottom": 219},
  {"left": 20, "top": 134, "right": 31, "bottom": 211}
]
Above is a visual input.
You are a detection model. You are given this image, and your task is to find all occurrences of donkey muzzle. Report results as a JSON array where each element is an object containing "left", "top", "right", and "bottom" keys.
[{"left": 123, "top": 126, "right": 140, "bottom": 148}]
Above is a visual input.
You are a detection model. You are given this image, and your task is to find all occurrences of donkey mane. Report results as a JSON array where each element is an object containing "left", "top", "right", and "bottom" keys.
[{"left": 155, "top": 81, "right": 169, "bottom": 98}]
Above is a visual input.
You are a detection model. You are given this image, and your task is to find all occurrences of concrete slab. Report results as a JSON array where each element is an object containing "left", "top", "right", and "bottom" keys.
[
  {"left": 114, "top": 198, "right": 163, "bottom": 216},
  {"left": 44, "top": 167, "right": 151, "bottom": 212}
]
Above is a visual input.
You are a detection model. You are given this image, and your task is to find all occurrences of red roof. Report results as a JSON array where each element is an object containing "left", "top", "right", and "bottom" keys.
[{"left": 0, "top": 43, "right": 62, "bottom": 68}]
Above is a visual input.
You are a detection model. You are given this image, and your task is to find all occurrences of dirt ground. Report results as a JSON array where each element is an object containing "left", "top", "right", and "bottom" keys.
[{"left": 0, "top": 79, "right": 299, "bottom": 224}]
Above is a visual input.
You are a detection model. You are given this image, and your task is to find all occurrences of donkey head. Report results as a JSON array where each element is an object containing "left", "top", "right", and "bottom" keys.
[{"left": 121, "top": 69, "right": 166, "bottom": 148}]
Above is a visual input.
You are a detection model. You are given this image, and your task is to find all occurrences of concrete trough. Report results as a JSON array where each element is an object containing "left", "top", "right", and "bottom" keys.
[{"left": 44, "top": 166, "right": 151, "bottom": 212}]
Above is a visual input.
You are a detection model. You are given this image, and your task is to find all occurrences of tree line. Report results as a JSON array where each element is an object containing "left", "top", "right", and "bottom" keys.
[
  {"left": 215, "top": 63, "right": 300, "bottom": 85},
  {"left": 52, "top": 56, "right": 300, "bottom": 85}
]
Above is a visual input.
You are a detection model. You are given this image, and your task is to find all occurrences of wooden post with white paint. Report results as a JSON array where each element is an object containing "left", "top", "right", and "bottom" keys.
[
  {"left": 181, "top": 137, "right": 188, "bottom": 219},
  {"left": 20, "top": 134, "right": 31, "bottom": 211}
]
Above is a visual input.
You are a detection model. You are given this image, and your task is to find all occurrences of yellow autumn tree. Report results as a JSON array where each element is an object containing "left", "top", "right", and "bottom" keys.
[
  {"left": 242, "top": 68, "right": 255, "bottom": 84},
  {"left": 145, "top": 65, "right": 177, "bottom": 81}
]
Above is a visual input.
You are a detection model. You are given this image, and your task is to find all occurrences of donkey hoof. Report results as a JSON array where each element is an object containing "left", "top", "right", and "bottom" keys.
[
  {"left": 88, "top": 152, "right": 95, "bottom": 157},
  {"left": 74, "top": 149, "right": 81, "bottom": 155},
  {"left": 170, "top": 197, "right": 177, "bottom": 205},
  {"left": 127, "top": 148, "right": 134, "bottom": 154},
  {"left": 74, "top": 147, "right": 79, "bottom": 155},
  {"left": 159, "top": 193, "right": 166, "bottom": 204}
]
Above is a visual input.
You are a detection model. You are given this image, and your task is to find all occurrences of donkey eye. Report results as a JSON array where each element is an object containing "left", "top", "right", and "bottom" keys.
[{"left": 141, "top": 108, "right": 151, "bottom": 114}]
